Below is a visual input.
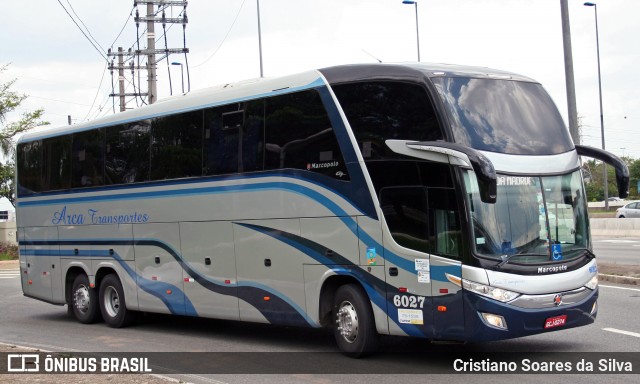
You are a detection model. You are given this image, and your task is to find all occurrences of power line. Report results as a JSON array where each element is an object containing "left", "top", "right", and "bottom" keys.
[
  {"left": 66, "top": 0, "right": 107, "bottom": 54},
  {"left": 56, "top": 0, "right": 108, "bottom": 61},
  {"left": 111, "top": 6, "right": 136, "bottom": 49},
  {"left": 82, "top": 62, "right": 109, "bottom": 122},
  {"left": 192, "top": 0, "right": 247, "bottom": 68}
]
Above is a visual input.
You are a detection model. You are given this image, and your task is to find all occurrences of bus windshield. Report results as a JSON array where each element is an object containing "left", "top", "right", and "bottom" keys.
[
  {"left": 433, "top": 77, "right": 573, "bottom": 155},
  {"left": 464, "top": 170, "right": 589, "bottom": 263}
]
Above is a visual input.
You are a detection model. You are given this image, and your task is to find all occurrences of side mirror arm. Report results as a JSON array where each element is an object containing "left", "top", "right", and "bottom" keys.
[
  {"left": 575, "top": 145, "right": 630, "bottom": 198},
  {"left": 405, "top": 141, "right": 497, "bottom": 204}
]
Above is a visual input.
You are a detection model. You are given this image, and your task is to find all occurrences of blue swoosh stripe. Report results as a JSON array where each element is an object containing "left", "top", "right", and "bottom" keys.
[
  {"left": 22, "top": 239, "right": 313, "bottom": 327},
  {"left": 237, "top": 223, "right": 427, "bottom": 338},
  {"left": 22, "top": 248, "right": 197, "bottom": 316}
]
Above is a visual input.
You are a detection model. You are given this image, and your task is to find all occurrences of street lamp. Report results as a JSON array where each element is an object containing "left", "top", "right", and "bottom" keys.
[
  {"left": 402, "top": 0, "right": 420, "bottom": 62},
  {"left": 257, "top": 0, "right": 264, "bottom": 77},
  {"left": 171, "top": 62, "right": 184, "bottom": 94},
  {"left": 584, "top": 2, "right": 608, "bottom": 208}
]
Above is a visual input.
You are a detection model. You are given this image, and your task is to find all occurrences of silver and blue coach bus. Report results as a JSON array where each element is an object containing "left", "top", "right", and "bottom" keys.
[{"left": 15, "top": 63, "right": 629, "bottom": 356}]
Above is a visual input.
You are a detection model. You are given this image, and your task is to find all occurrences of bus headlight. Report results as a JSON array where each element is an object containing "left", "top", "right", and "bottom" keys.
[
  {"left": 585, "top": 275, "right": 598, "bottom": 290},
  {"left": 462, "top": 279, "right": 520, "bottom": 302}
]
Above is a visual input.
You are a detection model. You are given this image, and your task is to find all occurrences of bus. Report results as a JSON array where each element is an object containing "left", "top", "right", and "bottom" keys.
[{"left": 15, "top": 63, "right": 629, "bottom": 356}]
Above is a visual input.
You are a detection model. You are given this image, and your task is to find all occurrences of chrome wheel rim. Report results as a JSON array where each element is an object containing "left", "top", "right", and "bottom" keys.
[
  {"left": 74, "top": 284, "right": 91, "bottom": 314},
  {"left": 103, "top": 286, "right": 120, "bottom": 318},
  {"left": 336, "top": 300, "right": 359, "bottom": 343}
]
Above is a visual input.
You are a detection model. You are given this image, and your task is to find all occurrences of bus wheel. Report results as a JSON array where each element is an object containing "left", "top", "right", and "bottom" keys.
[
  {"left": 332, "top": 284, "right": 379, "bottom": 357},
  {"left": 99, "top": 274, "right": 136, "bottom": 328},
  {"left": 71, "top": 274, "right": 100, "bottom": 324}
]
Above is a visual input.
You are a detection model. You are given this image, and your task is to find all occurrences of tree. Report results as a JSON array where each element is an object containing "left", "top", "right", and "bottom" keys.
[
  {"left": 0, "top": 64, "right": 49, "bottom": 206},
  {"left": 582, "top": 156, "right": 640, "bottom": 202},
  {"left": 628, "top": 158, "right": 640, "bottom": 198}
]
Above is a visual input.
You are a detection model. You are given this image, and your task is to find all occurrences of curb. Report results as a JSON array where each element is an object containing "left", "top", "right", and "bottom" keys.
[{"left": 598, "top": 273, "right": 640, "bottom": 286}]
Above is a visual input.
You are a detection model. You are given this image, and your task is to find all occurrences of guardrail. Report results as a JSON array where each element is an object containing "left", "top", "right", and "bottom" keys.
[{"left": 590, "top": 218, "right": 640, "bottom": 237}]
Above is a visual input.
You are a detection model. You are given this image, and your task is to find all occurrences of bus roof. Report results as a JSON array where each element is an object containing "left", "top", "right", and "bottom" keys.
[{"left": 18, "top": 62, "right": 536, "bottom": 143}]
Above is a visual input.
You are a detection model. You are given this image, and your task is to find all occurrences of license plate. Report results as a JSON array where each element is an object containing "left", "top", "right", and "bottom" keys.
[{"left": 544, "top": 315, "right": 567, "bottom": 329}]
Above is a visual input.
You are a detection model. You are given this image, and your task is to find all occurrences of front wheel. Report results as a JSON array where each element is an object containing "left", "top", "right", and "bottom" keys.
[
  {"left": 71, "top": 274, "right": 101, "bottom": 324},
  {"left": 332, "top": 284, "right": 379, "bottom": 357},
  {"left": 99, "top": 274, "right": 136, "bottom": 328}
]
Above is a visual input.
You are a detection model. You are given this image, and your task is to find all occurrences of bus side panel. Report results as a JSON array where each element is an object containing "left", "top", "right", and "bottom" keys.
[
  {"left": 58, "top": 224, "right": 138, "bottom": 309},
  {"left": 300, "top": 217, "right": 360, "bottom": 266},
  {"left": 303, "top": 265, "right": 389, "bottom": 334},
  {"left": 23, "top": 226, "right": 62, "bottom": 304},
  {"left": 180, "top": 221, "right": 240, "bottom": 321},
  {"left": 430, "top": 256, "right": 465, "bottom": 340},
  {"left": 234, "top": 219, "right": 310, "bottom": 327},
  {"left": 133, "top": 223, "right": 188, "bottom": 316},
  {"left": 18, "top": 227, "right": 27, "bottom": 294},
  {"left": 356, "top": 216, "right": 384, "bottom": 267}
]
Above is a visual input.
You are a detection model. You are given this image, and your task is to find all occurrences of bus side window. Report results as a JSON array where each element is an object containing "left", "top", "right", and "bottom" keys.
[
  {"left": 17, "top": 141, "right": 43, "bottom": 195},
  {"left": 429, "top": 189, "right": 461, "bottom": 259},
  {"left": 105, "top": 121, "right": 151, "bottom": 184},
  {"left": 151, "top": 111, "right": 203, "bottom": 180},
  {"left": 42, "top": 136, "right": 72, "bottom": 191},
  {"left": 203, "top": 100, "right": 264, "bottom": 176},
  {"left": 264, "top": 90, "right": 348, "bottom": 180},
  {"left": 379, "top": 185, "right": 430, "bottom": 253},
  {"left": 72, "top": 128, "right": 105, "bottom": 188}
]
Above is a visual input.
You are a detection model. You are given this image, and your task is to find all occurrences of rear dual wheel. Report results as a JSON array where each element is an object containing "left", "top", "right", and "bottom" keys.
[{"left": 99, "top": 274, "right": 136, "bottom": 328}]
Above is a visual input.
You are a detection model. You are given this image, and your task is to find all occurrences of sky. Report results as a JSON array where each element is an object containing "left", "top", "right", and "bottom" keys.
[{"left": 1, "top": 0, "right": 638, "bottom": 164}]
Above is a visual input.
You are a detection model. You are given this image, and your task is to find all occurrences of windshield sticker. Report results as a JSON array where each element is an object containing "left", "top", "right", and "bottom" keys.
[
  {"left": 366, "top": 247, "right": 377, "bottom": 266},
  {"left": 497, "top": 176, "right": 534, "bottom": 186},
  {"left": 552, "top": 244, "right": 563, "bottom": 261}
]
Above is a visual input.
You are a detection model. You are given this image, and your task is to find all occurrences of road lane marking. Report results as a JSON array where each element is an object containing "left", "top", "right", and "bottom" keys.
[
  {"left": 603, "top": 328, "right": 640, "bottom": 338},
  {"left": 596, "top": 239, "right": 639, "bottom": 243},
  {"left": 600, "top": 284, "right": 640, "bottom": 292}
]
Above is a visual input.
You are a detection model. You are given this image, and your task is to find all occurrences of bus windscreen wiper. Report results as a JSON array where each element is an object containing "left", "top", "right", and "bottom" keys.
[{"left": 496, "top": 253, "right": 547, "bottom": 269}]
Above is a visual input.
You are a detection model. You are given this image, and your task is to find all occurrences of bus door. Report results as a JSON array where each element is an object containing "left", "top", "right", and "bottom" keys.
[
  {"left": 380, "top": 186, "right": 465, "bottom": 339},
  {"left": 23, "top": 226, "right": 62, "bottom": 303},
  {"left": 379, "top": 186, "right": 434, "bottom": 336},
  {"left": 430, "top": 204, "right": 465, "bottom": 340}
]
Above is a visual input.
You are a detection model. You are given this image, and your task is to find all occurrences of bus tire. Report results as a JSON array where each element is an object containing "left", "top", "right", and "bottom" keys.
[
  {"left": 99, "top": 274, "right": 136, "bottom": 328},
  {"left": 71, "top": 274, "right": 101, "bottom": 324},
  {"left": 332, "top": 284, "right": 380, "bottom": 357}
]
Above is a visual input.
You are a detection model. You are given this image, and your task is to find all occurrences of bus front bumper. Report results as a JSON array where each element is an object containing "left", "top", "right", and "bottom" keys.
[{"left": 461, "top": 287, "right": 598, "bottom": 342}]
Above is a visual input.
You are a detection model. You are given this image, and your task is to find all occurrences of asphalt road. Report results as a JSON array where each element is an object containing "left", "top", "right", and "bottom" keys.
[
  {"left": 0, "top": 252, "right": 638, "bottom": 383},
  {"left": 592, "top": 236, "right": 640, "bottom": 265}
]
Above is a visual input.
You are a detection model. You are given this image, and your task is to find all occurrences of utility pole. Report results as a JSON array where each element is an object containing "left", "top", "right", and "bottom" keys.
[
  {"left": 134, "top": 1, "right": 189, "bottom": 105},
  {"left": 146, "top": 2, "right": 157, "bottom": 104},
  {"left": 118, "top": 47, "right": 126, "bottom": 112},
  {"left": 560, "top": 0, "right": 580, "bottom": 145},
  {"left": 108, "top": 47, "right": 148, "bottom": 111}
]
